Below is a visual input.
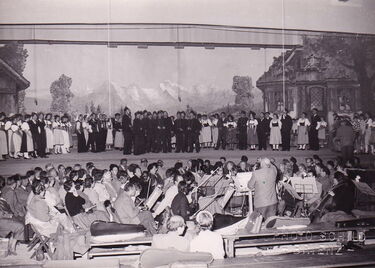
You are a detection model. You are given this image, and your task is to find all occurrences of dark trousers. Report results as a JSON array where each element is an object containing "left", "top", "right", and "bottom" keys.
[
  {"left": 309, "top": 129, "right": 319, "bottom": 150},
  {"left": 134, "top": 135, "right": 145, "bottom": 155},
  {"left": 123, "top": 132, "right": 133, "bottom": 155},
  {"left": 97, "top": 130, "right": 107, "bottom": 152},
  {"left": 187, "top": 132, "right": 200, "bottom": 152},
  {"left": 161, "top": 132, "right": 170, "bottom": 153},
  {"left": 281, "top": 131, "right": 291, "bottom": 151},
  {"left": 215, "top": 129, "right": 227, "bottom": 149},
  {"left": 342, "top": 145, "right": 354, "bottom": 163},
  {"left": 258, "top": 132, "right": 267, "bottom": 150},
  {"left": 87, "top": 132, "right": 97, "bottom": 152},
  {"left": 238, "top": 131, "right": 247, "bottom": 150},
  {"left": 175, "top": 133, "right": 185, "bottom": 152},
  {"left": 77, "top": 132, "right": 87, "bottom": 153}
]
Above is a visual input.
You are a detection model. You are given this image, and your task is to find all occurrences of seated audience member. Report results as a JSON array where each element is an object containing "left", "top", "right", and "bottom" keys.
[
  {"left": 1, "top": 175, "right": 25, "bottom": 218},
  {"left": 92, "top": 169, "right": 111, "bottom": 204},
  {"left": 154, "top": 174, "right": 183, "bottom": 218},
  {"left": 171, "top": 181, "right": 192, "bottom": 221},
  {"left": 330, "top": 171, "right": 355, "bottom": 214},
  {"left": 15, "top": 175, "right": 30, "bottom": 214},
  {"left": 114, "top": 181, "right": 157, "bottom": 234},
  {"left": 109, "top": 164, "right": 122, "bottom": 193},
  {"left": 27, "top": 180, "right": 73, "bottom": 237},
  {"left": 152, "top": 215, "right": 189, "bottom": 251},
  {"left": 190, "top": 211, "right": 224, "bottom": 259},
  {"left": 83, "top": 176, "right": 105, "bottom": 211},
  {"left": 315, "top": 164, "right": 334, "bottom": 196},
  {"left": 102, "top": 169, "right": 118, "bottom": 201},
  {"left": 0, "top": 176, "right": 24, "bottom": 255},
  {"left": 64, "top": 180, "right": 108, "bottom": 230}
]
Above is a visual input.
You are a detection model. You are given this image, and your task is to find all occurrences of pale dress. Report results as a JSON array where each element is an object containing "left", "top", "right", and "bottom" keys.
[
  {"left": 45, "top": 120, "right": 54, "bottom": 149},
  {"left": 297, "top": 118, "right": 310, "bottom": 145},
  {"left": 269, "top": 120, "right": 282, "bottom": 145},
  {"left": 247, "top": 119, "right": 258, "bottom": 145},
  {"left": 200, "top": 118, "right": 212, "bottom": 143},
  {"left": 10, "top": 124, "right": 22, "bottom": 153},
  {"left": 21, "top": 122, "right": 34, "bottom": 152},
  {"left": 211, "top": 118, "right": 219, "bottom": 146},
  {"left": 0, "top": 121, "right": 8, "bottom": 155},
  {"left": 53, "top": 121, "right": 63, "bottom": 146},
  {"left": 106, "top": 121, "right": 114, "bottom": 145}
]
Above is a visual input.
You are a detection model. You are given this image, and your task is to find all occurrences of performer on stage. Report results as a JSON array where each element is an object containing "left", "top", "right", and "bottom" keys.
[
  {"left": 247, "top": 112, "right": 258, "bottom": 150},
  {"left": 269, "top": 114, "right": 282, "bottom": 151},
  {"left": 237, "top": 111, "right": 248, "bottom": 150},
  {"left": 76, "top": 114, "right": 87, "bottom": 153},
  {"left": 122, "top": 107, "right": 133, "bottom": 155},
  {"left": 215, "top": 112, "right": 227, "bottom": 150},
  {"left": 174, "top": 112, "right": 185, "bottom": 153},
  {"left": 309, "top": 108, "right": 320, "bottom": 151},
  {"left": 297, "top": 112, "right": 310, "bottom": 150},
  {"left": 280, "top": 110, "right": 293, "bottom": 151}
]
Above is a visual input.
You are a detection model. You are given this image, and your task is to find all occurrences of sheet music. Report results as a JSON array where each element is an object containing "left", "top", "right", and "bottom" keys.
[
  {"left": 145, "top": 187, "right": 162, "bottom": 209},
  {"left": 233, "top": 172, "right": 253, "bottom": 192},
  {"left": 290, "top": 177, "right": 318, "bottom": 194}
]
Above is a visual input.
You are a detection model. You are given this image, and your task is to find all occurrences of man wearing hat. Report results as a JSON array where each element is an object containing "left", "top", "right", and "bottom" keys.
[{"left": 248, "top": 158, "right": 277, "bottom": 219}]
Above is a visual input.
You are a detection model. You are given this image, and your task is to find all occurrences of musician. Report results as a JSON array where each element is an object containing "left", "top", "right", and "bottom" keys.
[
  {"left": 114, "top": 181, "right": 157, "bottom": 234},
  {"left": 247, "top": 158, "right": 277, "bottom": 219},
  {"left": 153, "top": 174, "right": 183, "bottom": 218},
  {"left": 171, "top": 181, "right": 192, "bottom": 221}
]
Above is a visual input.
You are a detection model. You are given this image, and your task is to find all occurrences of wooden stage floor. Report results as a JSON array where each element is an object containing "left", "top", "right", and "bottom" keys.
[{"left": 0, "top": 147, "right": 343, "bottom": 176}]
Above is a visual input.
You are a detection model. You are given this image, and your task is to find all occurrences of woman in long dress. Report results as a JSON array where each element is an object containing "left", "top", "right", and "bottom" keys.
[
  {"left": 44, "top": 113, "right": 54, "bottom": 153},
  {"left": 20, "top": 114, "right": 33, "bottom": 159},
  {"left": 317, "top": 117, "right": 327, "bottom": 148},
  {"left": 113, "top": 113, "right": 124, "bottom": 150},
  {"left": 10, "top": 115, "right": 22, "bottom": 158},
  {"left": 106, "top": 117, "right": 114, "bottom": 150},
  {"left": 269, "top": 113, "right": 282, "bottom": 151},
  {"left": 297, "top": 112, "right": 310, "bottom": 150},
  {"left": 200, "top": 114, "right": 212, "bottom": 148},
  {"left": 247, "top": 112, "right": 258, "bottom": 150},
  {"left": 61, "top": 116, "right": 71, "bottom": 154},
  {"left": 53, "top": 115, "right": 63, "bottom": 154},
  {"left": 364, "top": 113, "right": 373, "bottom": 154},
  {"left": 0, "top": 112, "right": 8, "bottom": 160},
  {"left": 76, "top": 114, "right": 87, "bottom": 153},
  {"left": 210, "top": 114, "right": 219, "bottom": 149},
  {"left": 224, "top": 115, "right": 237, "bottom": 150},
  {"left": 82, "top": 115, "right": 90, "bottom": 147}
]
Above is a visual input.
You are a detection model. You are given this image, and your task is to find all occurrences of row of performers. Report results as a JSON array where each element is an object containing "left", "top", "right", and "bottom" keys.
[
  {"left": 0, "top": 112, "right": 74, "bottom": 160},
  {"left": 77, "top": 108, "right": 325, "bottom": 155}
]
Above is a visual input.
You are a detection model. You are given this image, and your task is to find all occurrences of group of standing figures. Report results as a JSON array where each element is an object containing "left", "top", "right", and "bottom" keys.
[
  {"left": 0, "top": 107, "right": 328, "bottom": 160},
  {"left": 73, "top": 107, "right": 324, "bottom": 156}
]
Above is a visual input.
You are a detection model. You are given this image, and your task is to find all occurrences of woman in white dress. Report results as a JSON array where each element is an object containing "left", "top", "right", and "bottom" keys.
[
  {"left": 113, "top": 113, "right": 124, "bottom": 150},
  {"left": 0, "top": 113, "right": 8, "bottom": 160},
  {"left": 269, "top": 113, "right": 282, "bottom": 151},
  {"left": 61, "top": 116, "right": 71, "bottom": 154},
  {"left": 52, "top": 115, "right": 63, "bottom": 154},
  {"left": 9, "top": 115, "right": 22, "bottom": 158},
  {"left": 247, "top": 112, "right": 258, "bottom": 150},
  {"left": 210, "top": 114, "right": 219, "bottom": 149},
  {"left": 82, "top": 114, "right": 90, "bottom": 147},
  {"left": 20, "top": 114, "right": 33, "bottom": 159},
  {"left": 297, "top": 112, "right": 311, "bottom": 150},
  {"left": 106, "top": 117, "right": 114, "bottom": 150},
  {"left": 44, "top": 113, "right": 54, "bottom": 153},
  {"left": 200, "top": 114, "right": 212, "bottom": 148},
  {"left": 317, "top": 117, "right": 327, "bottom": 148}
]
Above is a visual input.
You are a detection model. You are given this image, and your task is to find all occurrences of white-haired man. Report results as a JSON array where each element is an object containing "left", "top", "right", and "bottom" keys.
[{"left": 248, "top": 158, "right": 278, "bottom": 219}]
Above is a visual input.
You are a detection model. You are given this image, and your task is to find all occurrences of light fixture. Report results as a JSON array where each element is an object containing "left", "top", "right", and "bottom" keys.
[
  {"left": 204, "top": 46, "right": 215, "bottom": 50},
  {"left": 107, "top": 43, "right": 118, "bottom": 48},
  {"left": 251, "top": 47, "right": 261, "bottom": 50},
  {"left": 174, "top": 45, "right": 184, "bottom": 49}
]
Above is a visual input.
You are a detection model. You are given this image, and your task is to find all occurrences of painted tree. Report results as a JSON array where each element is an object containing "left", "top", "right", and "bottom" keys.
[
  {"left": 50, "top": 74, "right": 74, "bottom": 113},
  {"left": 304, "top": 35, "right": 375, "bottom": 113},
  {"left": 90, "top": 101, "right": 96, "bottom": 113},
  {"left": 0, "top": 42, "right": 28, "bottom": 113},
  {"left": 96, "top": 104, "right": 102, "bottom": 114},
  {"left": 85, "top": 103, "right": 89, "bottom": 114}
]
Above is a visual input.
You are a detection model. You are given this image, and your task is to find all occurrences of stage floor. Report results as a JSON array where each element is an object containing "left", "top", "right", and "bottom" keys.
[{"left": 0, "top": 147, "right": 342, "bottom": 176}]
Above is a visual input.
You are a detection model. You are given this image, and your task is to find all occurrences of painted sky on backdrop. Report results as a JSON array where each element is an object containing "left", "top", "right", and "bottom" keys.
[{"left": 23, "top": 44, "right": 282, "bottom": 98}]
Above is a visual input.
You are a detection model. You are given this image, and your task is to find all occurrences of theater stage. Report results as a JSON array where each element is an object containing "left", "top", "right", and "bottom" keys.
[{"left": 0, "top": 148, "right": 343, "bottom": 176}]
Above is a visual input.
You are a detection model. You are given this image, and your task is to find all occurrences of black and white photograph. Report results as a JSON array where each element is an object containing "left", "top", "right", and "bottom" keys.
[{"left": 0, "top": 0, "right": 375, "bottom": 267}]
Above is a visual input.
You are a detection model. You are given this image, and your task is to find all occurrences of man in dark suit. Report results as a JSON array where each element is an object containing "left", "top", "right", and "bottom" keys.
[
  {"left": 237, "top": 111, "right": 248, "bottom": 150},
  {"left": 257, "top": 112, "right": 268, "bottom": 150},
  {"left": 122, "top": 107, "right": 133, "bottom": 155},
  {"left": 174, "top": 112, "right": 184, "bottom": 153},
  {"left": 280, "top": 110, "right": 293, "bottom": 151},
  {"left": 215, "top": 112, "right": 227, "bottom": 150},
  {"left": 163, "top": 111, "right": 173, "bottom": 153},
  {"left": 309, "top": 108, "right": 320, "bottom": 151}
]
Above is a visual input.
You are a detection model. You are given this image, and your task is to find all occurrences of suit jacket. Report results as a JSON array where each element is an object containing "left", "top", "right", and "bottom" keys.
[
  {"left": 122, "top": 115, "right": 132, "bottom": 133},
  {"left": 1, "top": 186, "right": 25, "bottom": 217},
  {"left": 281, "top": 115, "right": 293, "bottom": 133},
  {"left": 114, "top": 191, "right": 140, "bottom": 224},
  {"left": 237, "top": 117, "right": 248, "bottom": 132},
  {"left": 248, "top": 166, "right": 277, "bottom": 208}
]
